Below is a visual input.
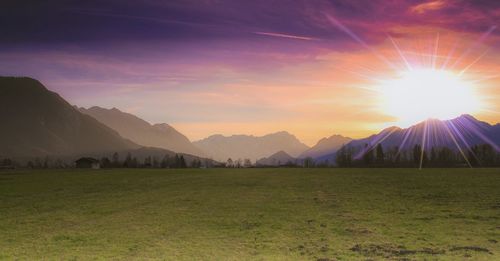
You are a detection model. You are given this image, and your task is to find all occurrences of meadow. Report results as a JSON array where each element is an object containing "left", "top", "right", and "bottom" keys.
[{"left": 0, "top": 168, "right": 499, "bottom": 260}]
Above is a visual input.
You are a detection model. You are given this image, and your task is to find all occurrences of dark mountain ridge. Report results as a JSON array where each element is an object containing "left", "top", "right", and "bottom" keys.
[
  {"left": 79, "top": 106, "right": 205, "bottom": 157},
  {"left": 0, "top": 77, "right": 215, "bottom": 166},
  {"left": 0, "top": 77, "right": 138, "bottom": 158}
]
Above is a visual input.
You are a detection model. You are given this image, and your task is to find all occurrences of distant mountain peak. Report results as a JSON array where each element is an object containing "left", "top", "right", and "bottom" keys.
[
  {"left": 299, "top": 133, "right": 352, "bottom": 159},
  {"left": 256, "top": 150, "right": 296, "bottom": 166},
  {"left": 194, "top": 131, "right": 309, "bottom": 161},
  {"left": 272, "top": 150, "right": 292, "bottom": 157}
]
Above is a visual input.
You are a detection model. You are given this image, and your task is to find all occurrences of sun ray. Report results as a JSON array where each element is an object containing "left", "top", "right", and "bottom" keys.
[
  {"left": 419, "top": 120, "right": 428, "bottom": 170},
  {"left": 389, "top": 36, "right": 413, "bottom": 71},
  {"left": 440, "top": 39, "right": 458, "bottom": 70},
  {"left": 325, "top": 14, "right": 400, "bottom": 71},
  {"left": 450, "top": 25, "right": 496, "bottom": 70},
  {"left": 397, "top": 127, "right": 414, "bottom": 157},
  {"left": 431, "top": 33, "right": 439, "bottom": 70},
  {"left": 459, "top": 49, "right": 489, "bottom": 76},
  {"left": 459, "top": 116, "right": 500, "bottom": 151},
  {"left": 443, "top": 121, "right": 473, "bottom": 168},
  {"left": 354, "top": 127, "right": 398, "bottom": 160}
]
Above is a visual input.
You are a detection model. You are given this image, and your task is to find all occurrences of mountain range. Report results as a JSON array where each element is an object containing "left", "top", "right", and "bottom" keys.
[
  {"left": 193, "top": 132, "right": 309, "bottom": 162},
  {"left": 313, "top": 115, "right": 500, "bottom": 163},
  {"left": 79, "top": 106, "right": 204, "bottom": 157},
  {"left": 1, "top": 76, "right": 498, "bottom": 166},
  {"left": 0, "top": 77, "right": 212, "bottom": 165}
]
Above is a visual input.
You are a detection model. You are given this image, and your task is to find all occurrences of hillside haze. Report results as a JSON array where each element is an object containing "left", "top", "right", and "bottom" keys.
[
  {"left": 79, "top": 106, "right": 204, "bottom": 157},
  {"left": 0, "top": 77, "right": 139, "bottom": 158},
  {"left": 194, "top": 132, "right": 309, "bottom": 162}
]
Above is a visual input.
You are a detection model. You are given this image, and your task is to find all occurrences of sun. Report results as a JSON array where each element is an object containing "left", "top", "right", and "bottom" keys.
[{"left": 377, "top": 68, "right": 483, "bottom": 127}]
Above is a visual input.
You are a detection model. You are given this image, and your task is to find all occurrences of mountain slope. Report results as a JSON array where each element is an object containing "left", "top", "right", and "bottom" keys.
[
  {"left": 193, "top": 131, "right": 309, "bottom": 162},
  {"left": 314, "top": 115, "right": 500, "bottom": 162},
  {"left": 0, "top": 77, "right": 138, "bottom": 158},
  {"left": 299, "top": 134, "right": 352, "bottom": 159},
  {"left": 79, "top": 106, "right": 204, "bottom": 156},
  {"left": 256, "top": 151, "right": 297, "bottom": 166}
]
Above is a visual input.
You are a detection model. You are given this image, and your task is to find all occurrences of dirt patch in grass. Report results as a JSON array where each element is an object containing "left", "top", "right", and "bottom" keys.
[
  {"left": 350, "top": 243, "right": 445, "bottom": 258},
  {"left": 240, "top": 220, "right": 260, "bottom": 230},
  {"left": 345, "top": 228, "right": 372, "bottom": 235},
  {"left": 449, "top": 246, "right": 492, "bottom": 254}
]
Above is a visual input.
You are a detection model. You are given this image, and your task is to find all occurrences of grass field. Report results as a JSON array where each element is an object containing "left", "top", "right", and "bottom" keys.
[{"left": 0, "top": 168, "right": 499, "bottom": 260}]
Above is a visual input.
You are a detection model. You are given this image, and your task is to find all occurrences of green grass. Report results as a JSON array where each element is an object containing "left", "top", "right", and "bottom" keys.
[{"left": 0, "top": 168, "right": 499, "bottom": 260}]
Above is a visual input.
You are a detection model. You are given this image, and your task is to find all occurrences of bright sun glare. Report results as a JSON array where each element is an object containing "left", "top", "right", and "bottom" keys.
[{"left": 378, "top": 68, "right": 483, "bottom": 127}]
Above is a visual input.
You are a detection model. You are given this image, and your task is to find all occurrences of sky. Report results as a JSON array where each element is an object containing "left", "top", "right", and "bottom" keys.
[{"left": 1, "top": 0, "right": 499, "bottom": 145}]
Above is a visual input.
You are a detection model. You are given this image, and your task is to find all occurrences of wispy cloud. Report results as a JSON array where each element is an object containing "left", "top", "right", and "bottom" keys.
[
  {"left": 411, "top": 0, "right": 447, "bottom": 14},
  {"left": 254, "top": 32, "right": 318, "bottom": 41}
]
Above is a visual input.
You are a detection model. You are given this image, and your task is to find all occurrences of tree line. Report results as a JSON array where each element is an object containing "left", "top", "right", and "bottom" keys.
[
  {"left": 0, "top": 152, "right": 208, "bottom": 169},
  {"left": 99, "top": 152, "right": 196, "bottom": 168},
  {"left": 2, "top": 143, "right": 499, "bottom": 169},
  {"left": 335, "top": 143, "right": 500, "bottom": 168}
]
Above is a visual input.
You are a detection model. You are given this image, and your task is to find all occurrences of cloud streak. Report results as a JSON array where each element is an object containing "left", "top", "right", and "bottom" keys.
[{"left": 254, "top": 32, "right": 318, "bottom": 41}]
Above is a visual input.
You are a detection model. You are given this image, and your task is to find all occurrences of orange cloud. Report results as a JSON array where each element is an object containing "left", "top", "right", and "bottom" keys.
[{"left": 411, "top": 0, "right": 448, "bottom": 14}]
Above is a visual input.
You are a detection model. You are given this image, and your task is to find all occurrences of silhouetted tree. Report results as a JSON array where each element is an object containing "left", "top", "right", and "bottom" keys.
[
  {"left": 112, "top": 152, "right": 120, "bottom": 167},
  {"left": 100, "top": 157, "right": 111, "bottom": 168},
  {"left": 243, "top": 159, "right": 252, "bottom": 168},
  {"left": 190, "top": 159, "right": 201, "bottom": 168},
  {"left": 152, "top": 156, "right": 159, "bottom": 168},
  {"left": 161, "top": 155, "right": 170, "bottom": 168},
  {"left": 226, "top": 158, "right": 233, "bottom": 168},
  {"left": 43, "top": 157, "right": 49, "bottom": 169},
  {"left": 303, "top": 157, "right": 315, "bottom": 168},
  {"left": 362, "top": 144, "right": 374, "bottom": 167},
  {"left": 421, "top": 151, "right": 428, "bottom": 167},
  {"left": 179, "top": 155, "right": 187, "bottom": 168},
  {"left": 235, "top": 158, "right": 242, "bottom": 168},
  {"left": 27, "top": 161, "right": 34, "bottom": 169},
  {"left": 336, "top": 145, "right": 352, "bottom": 167},
  {"left": 412, "top": 145, "right": 422, "bottom": 167},
  {"left": 375, "top": 144, "right": 384, "bottom": 165},
  {"left": 144, "top": 156, "right": 152, "bottom": 168},
  {"left": 123, "top": 153, "right": 133, "bottom": 168},
  {"left": 132, "top": 157, "right": 138, "bottom": 168}
]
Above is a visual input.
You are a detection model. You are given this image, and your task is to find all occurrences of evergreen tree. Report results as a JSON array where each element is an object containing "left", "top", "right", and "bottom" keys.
[
  {"left": 179, "top": 155, "right": 187, "bottom": 168},
  {"left": 153, "top": 157, "right": 159, "bottom": 168},
  {"left": 226, "top": 158, "right": 233, "bottom": 168},
  {"left": 144, "top": 156, "right": 152, "bottom": 168},
  {"left": 161, "top": 155, "right": 170, "bottom": 168},
  {"left": 335, "top": 145, "right": 352, "bottom": 167},
  {"left": 430, "top": 148, "right": 437, "bottom": 167},
  {"left": 112, "top": 152, "right": 120, "bottom": 167},
  {"left": 412, "top": 145, "right": 422, "bottom": 167},
  {"left": 303, "top": 157, "right": 315, "bottom": 168},
  {"left": 123, "top": 153, "right": 133, "bottom": 168},
  {"left": 375, "top": 144, "right": 384, "bottom": 165},
  {"left": 362, "top": 144, "right": 374, "bottom": 167},
  {"left": 100, "top": 157, "right": 111, "bottom": 168}
]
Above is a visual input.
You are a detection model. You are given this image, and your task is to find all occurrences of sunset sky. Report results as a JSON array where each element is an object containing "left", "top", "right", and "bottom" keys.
[{"left": 1, "top": 0, "right": 499, "bottom": 145}]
